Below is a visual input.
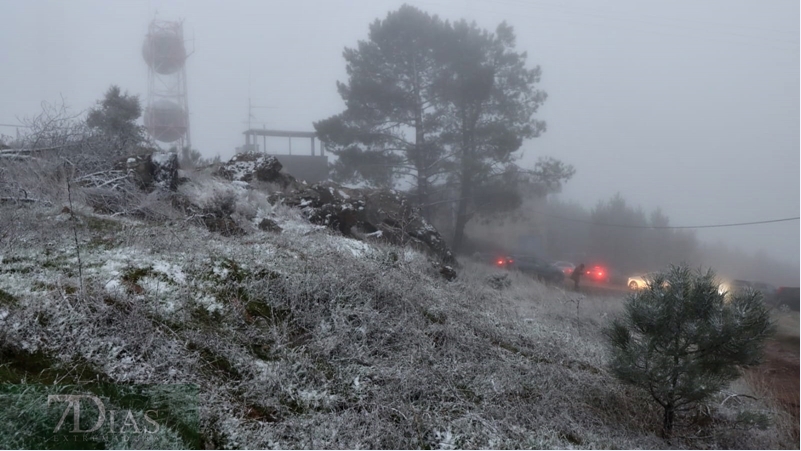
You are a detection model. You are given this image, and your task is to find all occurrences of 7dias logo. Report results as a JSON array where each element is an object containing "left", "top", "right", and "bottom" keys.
[{"left": 47, "top": 394, "right": 163, "bottom": 434}]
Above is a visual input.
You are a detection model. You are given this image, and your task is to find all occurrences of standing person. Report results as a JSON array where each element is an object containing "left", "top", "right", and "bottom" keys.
[{"left": 571, "top": 263, "right": 585, "bottom": 290}]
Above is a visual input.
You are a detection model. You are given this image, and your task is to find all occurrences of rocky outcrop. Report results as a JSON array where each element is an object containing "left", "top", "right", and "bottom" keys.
[
  {"left": 257, "top": 218, "right": 282, "bottom": 233},
  {"left": 439, "top": 264, "right": 458, "bottom": 281},
  {"left": 81, "top": 151, "right": 179, "bottom": 215},
  {"left": 94, "top": 152, "right": 457, "bottom": 267},
  {"left": 113, "top": 151, "right": 179, "bottom": 192},
  {"left": 217, "top": 152, "right": 298, "bottom": 189},
  {"left": 269, "top": 180, "right": 456, "bottom": 266}
]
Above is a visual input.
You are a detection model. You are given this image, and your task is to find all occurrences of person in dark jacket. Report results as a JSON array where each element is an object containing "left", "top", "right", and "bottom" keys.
[{"left": 571, "top": 263, "right": 585, "bottom": 290}]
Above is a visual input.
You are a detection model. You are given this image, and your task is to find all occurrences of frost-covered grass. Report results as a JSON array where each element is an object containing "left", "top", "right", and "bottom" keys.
[{"left": 0, "top": 169, "right": 794, "bottom": 449}]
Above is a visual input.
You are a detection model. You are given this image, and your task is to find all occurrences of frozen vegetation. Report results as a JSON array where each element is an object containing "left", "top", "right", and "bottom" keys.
[{"left": 0, "top": 161, "right": 794, "bottom": 449}]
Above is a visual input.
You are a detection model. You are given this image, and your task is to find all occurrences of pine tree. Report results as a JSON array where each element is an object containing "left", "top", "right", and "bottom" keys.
[
  {"left": 437, "top": 20, "right": 547, "bottom": 251},
  {"left": 86, "top": 85, "right": 145, "bottom": 151},
  {"left": 605, "top": 265, "right": 774, "bottom": 437},
  {"left": 314, "top": 5, "right": 449, "bottom": 209}
]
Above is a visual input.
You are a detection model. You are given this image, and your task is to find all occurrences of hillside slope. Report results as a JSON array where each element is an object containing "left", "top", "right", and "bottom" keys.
[{"left": 0, "top": 167, "right": 792, "bottom": 449}]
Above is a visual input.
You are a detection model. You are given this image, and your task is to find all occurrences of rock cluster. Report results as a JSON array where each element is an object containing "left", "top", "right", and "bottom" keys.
[
  {"left": 216, "top": 152, "right": 457, "bottom": 266},
  {"left": 216, "top": 152, "right": 297, "bottom": 189},
  {"left": 269, "top": 181, "right": 456, "bottom": 266},
  {"left": 107, "top": 151, "right": 457, "bottom": 269},
  {"left": 113, "top": 151, "right": 179, "bottom": 192}
]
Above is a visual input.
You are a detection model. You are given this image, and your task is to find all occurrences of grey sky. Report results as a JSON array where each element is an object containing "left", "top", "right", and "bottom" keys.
[{"left": 1, "top": 0, "right": 798, "bottom": 265}]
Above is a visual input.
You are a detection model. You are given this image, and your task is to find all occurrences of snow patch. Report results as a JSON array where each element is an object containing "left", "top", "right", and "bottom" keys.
[
  {"left": 104, "top": 278, "right": 123, "bottom": 295},
  {"left": 151, "top": 152, "right": 173, "bottom": 165},
  {"left": 337, "top": 239, "right": 372, "bottom": 258},
  {"left": 196, "top": 294, "right": 224, "bottom": 313},
  {"left": 253, "top": 360, "right": 280, "bottom": 380},
  {"left": 403, "top": 248, "right": 421, "bottom": 262},
  {"left": 152, "top": 260, "right": 187, "bottom": 284}
]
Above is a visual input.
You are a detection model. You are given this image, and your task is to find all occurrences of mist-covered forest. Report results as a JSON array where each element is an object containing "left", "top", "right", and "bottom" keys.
[{"left": 464, "top": 193, "right": 799, "bottom": 287}]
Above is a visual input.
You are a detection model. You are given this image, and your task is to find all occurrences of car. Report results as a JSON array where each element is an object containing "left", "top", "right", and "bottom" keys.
[
  {"left": 512, "top": 255, "right": 566, "bottom": 284},
  {"left": 627, "top": 272, "right": 654, "bottom": 290},
  {"left": 494, "top": 255, "right": 515, "bottom": 269},
  {"left": 584, "top": 265, "right": 610, "bottom": 283},
  {"left": 774, "top": 287, "right": 800, "bottom": 311},
  {"left": 751, "top": 281, "right": 777, "bottom": 299},
  {"left": 719, "top": 280, "right": 779, "bottom": 302},
  {"left": 717, "top": 279, "right": 758, "bottom": 300},
  {"left": 472, "top": 252, "right": 515, "bottom": 269},
  {"left": 727, "top": 279, "right": 754, "bottom": 295},
  {"left": 551, "top": 261, "right": 575, "bottom": 276}
]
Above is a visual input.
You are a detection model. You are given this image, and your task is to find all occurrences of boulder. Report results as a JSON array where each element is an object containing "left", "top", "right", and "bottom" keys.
[
  {"left": 217, "top": 153, "right": 298, "bottom": 189},
  {"left": 113, "top": 151, "right": 179, "bottom": 192},
  {"left": 281, "top": 183, "right": 366, "bottom": 235},
  {"left": 361, "top": 190, "right": 456, "bottom": 265},
  {"left": 150, "top": 152, "right": 180, "bottom": 190},
  {"left": 439, "top": 265, "right": 458, "bottom": 281},
  {"left": 270, "top": 181, "right": 456, "bottom": 266},
  {"left": 185, "top": 153, "right": 457, "bottom": 262},
  {"left": 257, "top": 218, "right": 283, "bottom": 233}
]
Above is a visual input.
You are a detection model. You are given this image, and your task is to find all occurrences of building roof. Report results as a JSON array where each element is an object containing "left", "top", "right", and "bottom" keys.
[{"left": 243, "top": 129, "right": 316, "bottom": 138}]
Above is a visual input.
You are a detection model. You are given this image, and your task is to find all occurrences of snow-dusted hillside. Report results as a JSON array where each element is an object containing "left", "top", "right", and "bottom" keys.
[{"left": 0, "top": 164, "right": 791, "bottom": 449}]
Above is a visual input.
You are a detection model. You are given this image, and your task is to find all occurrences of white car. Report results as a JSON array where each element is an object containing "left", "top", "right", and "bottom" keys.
[
  {"left": 627, "top": 272, "right": 660, "bottom": 290},
  {"left": 629, "top": 272, "right": 729, "bottom": 295}
]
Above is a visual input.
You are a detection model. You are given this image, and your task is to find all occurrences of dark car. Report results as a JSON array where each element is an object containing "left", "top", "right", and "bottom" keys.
[
  {"left": 511, "top": 255, "right": 566, "bottom": 284},
  {"left": 751, "top": 281, "right": 777, "bottom": 299},
  {"left": 472, "top": 252, "right": 515, "bottom": 269},
  {"left": 551, "top": 261, "right": 575, "bottom": 276},
  {"left": 494, "top": 255, "right": 515, "bottom": 269},
  {"left": 583, "top": 265, "right": 610, "bottom": 283}
]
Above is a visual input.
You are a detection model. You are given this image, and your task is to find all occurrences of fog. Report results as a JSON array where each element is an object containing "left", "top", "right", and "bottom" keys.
[{"left": 1, "top": 0, "right": 798, "bottom": 277}]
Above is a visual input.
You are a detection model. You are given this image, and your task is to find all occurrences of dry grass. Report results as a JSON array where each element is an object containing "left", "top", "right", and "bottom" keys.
[
  {"left": 738, "top": 310, "right": 800, "bottom": 448},
  {"left": 0, "top": 164, "right": 795, "bottom": 449},
  {"left": 741, "top": 369, "right": 799, "bottom": 448}
]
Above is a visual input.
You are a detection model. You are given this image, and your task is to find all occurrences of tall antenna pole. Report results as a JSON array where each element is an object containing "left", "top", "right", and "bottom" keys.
[{"left": 247, "top": 68, "right": 252, "bottom": 132}]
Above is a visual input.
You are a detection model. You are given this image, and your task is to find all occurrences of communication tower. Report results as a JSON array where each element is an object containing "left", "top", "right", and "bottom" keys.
[{"left": 142, "top": 19, "right": 192, "bottom": 150}]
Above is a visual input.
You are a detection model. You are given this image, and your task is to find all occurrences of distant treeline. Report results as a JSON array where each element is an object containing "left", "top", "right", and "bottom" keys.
[{"left": 466, "top": 192, "right": 798, "bottom": 287}]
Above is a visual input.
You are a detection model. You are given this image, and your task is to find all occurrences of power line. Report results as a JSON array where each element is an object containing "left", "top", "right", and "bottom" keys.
[{"left": 547, "top": 214, "right": 800, "bottom": 229}]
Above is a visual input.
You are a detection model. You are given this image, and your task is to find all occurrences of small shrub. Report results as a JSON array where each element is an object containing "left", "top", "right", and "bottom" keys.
[
  {"left": 0, "top": 289, "right": 17, "bottom": 307},
  {"left": 486, "top": 273, "right": 512, "bottom": 290},
  {"left": 204, "top": 189, "right": 237, "bottom": 217},
  {"left": 604, "top": 265, "right": 775, "bottom": 437},
  {"left": 735, "top": 410, "right": 771, "bottom": 430}
]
